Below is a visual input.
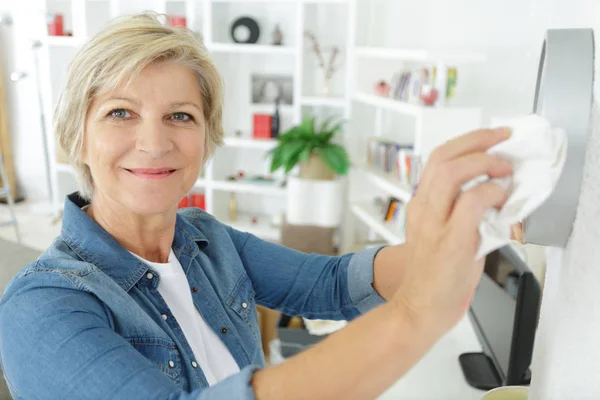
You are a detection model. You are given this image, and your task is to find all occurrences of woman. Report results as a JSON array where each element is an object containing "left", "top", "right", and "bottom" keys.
[{"left": 0, "top": 13, "right": 512, "bottom": 400}]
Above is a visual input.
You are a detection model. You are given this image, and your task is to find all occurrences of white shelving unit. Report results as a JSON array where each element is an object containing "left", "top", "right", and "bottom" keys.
[
  {"left": 38, "top": 0, "right": 353, "bottom": 243},
  {"left": 222, "top": 137, "right": 278, "bottom": 150},
  {"left": 360, "top": 166, "right": 412, "bottom": 203},
  {"left": 343, "top": 6, "right": 487, "bottom": 252},
  {"left": 207, "top": 43, "right": 296, "bottom": 55},
  {"left": 350, "top": 201, "right": 405, "bottom": 244}
]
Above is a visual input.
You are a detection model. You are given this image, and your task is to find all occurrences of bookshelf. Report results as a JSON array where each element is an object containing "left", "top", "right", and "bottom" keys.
[
  {"left": 350, "top": 202, "right": 405, "bottom": 244},
  {"left": 360, "top": 166, "right": 412, "bottom": 203},
  {"left": 342, "top": 1, "right": 486, "bottom": 252},
  {"left": 38, "top": 0, "right": 353, "bottom": 243}
]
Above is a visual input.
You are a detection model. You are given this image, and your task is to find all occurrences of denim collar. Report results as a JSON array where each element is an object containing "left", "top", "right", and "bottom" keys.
[{"left": 60, "top": 192, "right": 209, "bottom": 292}]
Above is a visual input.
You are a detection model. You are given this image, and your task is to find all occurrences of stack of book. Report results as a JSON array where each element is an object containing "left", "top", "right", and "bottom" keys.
[
  {"left": 386, "top": 66, "right": 457, "bottom": 106},
  {"left": 367, "top": 137, "right": 413, "bottom": 187},
  {"left": 374, "top": 196, "right": 406, "bottom": 229}
]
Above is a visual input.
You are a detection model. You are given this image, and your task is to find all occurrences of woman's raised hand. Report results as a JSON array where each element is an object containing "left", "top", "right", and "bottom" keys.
[{"left": 393, "top": 128, "right": 513, "bottom": 337}]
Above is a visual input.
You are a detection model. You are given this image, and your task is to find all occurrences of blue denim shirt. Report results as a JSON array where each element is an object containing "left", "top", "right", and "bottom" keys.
[{"left": 0, "top": 193, "right": 385, "bottom": 399}]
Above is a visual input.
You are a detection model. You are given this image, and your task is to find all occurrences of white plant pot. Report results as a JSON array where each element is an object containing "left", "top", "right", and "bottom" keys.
[{"left": 286, "top": 176, "right": 344, "bottom": 228}]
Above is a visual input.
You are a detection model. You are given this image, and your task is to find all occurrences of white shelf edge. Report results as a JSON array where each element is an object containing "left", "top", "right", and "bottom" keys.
[
  {"left": 207, "top": 43, "right": 296, "bottom": 55},
  {"left": 212, "top": 180, "right": 286, "bottom": 196},
  {"left": 354, "top": 46, "right": 487, "bottom": 63},
  {"left": 361, "top": 166, "right": 412, "bottom": 203},
  {"left": 300, "top": 96, "right": 346, "bottom": 108},
  {"left": 353, "top": 92, "right": 480, "bottom": 116},
  {"left": 223, "top": 137, "right": 278, "bottom": 150},
  {"left": 353, "top": 92, "right": 423, "bottom": 116},
  {"left": 194, "top": 179, "right": 207, "bottom": 188},
  {"left": 350, "top": 202, "right": 404, "bottom": 244}
]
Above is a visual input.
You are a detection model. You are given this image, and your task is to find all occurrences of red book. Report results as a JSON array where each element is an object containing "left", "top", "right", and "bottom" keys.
[
  {"left": 178, "top": 196, "right": 190, "bottom": 209},
  {"left": 190, "top": 193, "right": 205, "bottom": 210},
  {"left": 253, "top": 114, "right": 273, "bottom": 139},
  {"left": 168, "top": 16, "right": 187, "bottom": 28},
  {"left": 47, "top": 14, "right": 64, "bottom": 36}
]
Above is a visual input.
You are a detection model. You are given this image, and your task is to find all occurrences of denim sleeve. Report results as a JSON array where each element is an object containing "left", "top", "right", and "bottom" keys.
[
  {"left": 225, "top": 225, "right": 387, "bottom": 320},
  {"left": 0, "top": 272, "right": 260, "bottom": 400}
]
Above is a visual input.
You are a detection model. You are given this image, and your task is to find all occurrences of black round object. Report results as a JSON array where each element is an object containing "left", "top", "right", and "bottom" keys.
[{"left": 230, "top": 16, "right": 260, "bottom": 44}]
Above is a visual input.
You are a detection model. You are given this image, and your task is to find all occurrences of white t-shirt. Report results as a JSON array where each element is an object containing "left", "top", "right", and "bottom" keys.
[{"left": 132, "top": 249, "right": 240, "bottom": 386}]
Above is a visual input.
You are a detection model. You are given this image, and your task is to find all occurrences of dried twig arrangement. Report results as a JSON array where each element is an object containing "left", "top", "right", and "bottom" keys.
[{"left": 304, "top": 31, "right": 340, "bottom": 80}]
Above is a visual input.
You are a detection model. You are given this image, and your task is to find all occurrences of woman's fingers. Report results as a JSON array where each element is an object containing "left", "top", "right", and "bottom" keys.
[
  {"left": 425, "top": 153, "right": 513, "bottom": 220},
  {"left": 416, "top": 128, "right": 512, "bottom": 220},
  {"left": 428, "top": 127, "right": 511, "bottom": 164},
  {"left": 449, "top": 180, "right": 509, "bottom": 246}
]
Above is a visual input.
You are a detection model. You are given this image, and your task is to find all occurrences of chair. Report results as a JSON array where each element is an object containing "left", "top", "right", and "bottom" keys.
[{"left": 0, "top": 153, "right": 20, "bottom": 244}]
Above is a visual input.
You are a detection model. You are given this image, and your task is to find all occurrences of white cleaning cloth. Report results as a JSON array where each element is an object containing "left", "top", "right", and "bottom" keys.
[{"left": 471, "top": 114, "right": 567, "bottom": 259}]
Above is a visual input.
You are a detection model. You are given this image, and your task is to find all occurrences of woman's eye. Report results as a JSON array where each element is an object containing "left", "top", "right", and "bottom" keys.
[
  {"left": 171, "top": 112, "right": 193, "bottom": 122},
  {"left": 109, "top": 109, "right": 131, "bottom": 119}
]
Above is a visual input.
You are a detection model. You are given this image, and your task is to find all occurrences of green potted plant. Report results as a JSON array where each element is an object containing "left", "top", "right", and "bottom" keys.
[{"left": 268, "top": 116, "right": 350, "bottom": 181}]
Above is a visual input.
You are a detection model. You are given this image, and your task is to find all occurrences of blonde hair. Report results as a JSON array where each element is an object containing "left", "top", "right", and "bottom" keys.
[{"left": 54, "top": 12, "right": 224, "bottom": 200}]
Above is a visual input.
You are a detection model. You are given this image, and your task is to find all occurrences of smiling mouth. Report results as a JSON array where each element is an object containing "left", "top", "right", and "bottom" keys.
[{"left": 125, "top": 168, "right": 178, "bottom": 180}]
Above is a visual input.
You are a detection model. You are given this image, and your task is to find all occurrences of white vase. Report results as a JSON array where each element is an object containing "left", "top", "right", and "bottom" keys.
[
  {"left": 320, "top": 72, "right": 332, "bottom": 97},
  {"left": 286, "top": 176, "right": 344, "bottom": 228}
]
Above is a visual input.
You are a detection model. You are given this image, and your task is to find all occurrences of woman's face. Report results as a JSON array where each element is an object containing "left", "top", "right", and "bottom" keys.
[{"left": 84, "top": 62, "right": 205, "bottom": 216}]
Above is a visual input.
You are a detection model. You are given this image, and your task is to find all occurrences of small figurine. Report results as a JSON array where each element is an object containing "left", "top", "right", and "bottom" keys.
[
  {"left": 375, "top": 80, "right": 391, "bottom": 97},
  {"left": 235, "top": 129, "right": 242, "bottom": 137},
  {"left": 272, "top": 24, "right": 283, "bottom": 46},
  {"left": 420, "top": 88, "right": 439, "bottom": 106}
]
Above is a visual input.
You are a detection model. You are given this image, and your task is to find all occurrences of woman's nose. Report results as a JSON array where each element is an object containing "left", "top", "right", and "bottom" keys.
[{"left": 136, "top": 121, "right": 173, "bottom": 158}]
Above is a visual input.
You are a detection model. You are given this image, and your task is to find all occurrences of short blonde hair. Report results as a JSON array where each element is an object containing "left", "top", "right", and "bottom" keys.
[{"left": 54, "top": 12, "right": 224, "bottom": 200}]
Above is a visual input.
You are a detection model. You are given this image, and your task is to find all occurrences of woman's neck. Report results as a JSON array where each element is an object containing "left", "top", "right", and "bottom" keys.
[{"left": 86, "top": 195, "right": 176, "bottom": 263}]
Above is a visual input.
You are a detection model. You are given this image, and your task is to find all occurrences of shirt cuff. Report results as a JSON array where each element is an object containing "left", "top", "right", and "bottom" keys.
[
  {"left": 196, "top": 365, "right": 261, "bottom": 400},
  {"left": 347, "top": 245, "right": 387, "bottom": 314}
]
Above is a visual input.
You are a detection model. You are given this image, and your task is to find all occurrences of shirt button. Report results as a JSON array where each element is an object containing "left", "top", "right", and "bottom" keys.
[
  {"left": 168, "top": 360, "right": 175, "bottom": 368},
  {"left": 221, "top": 327, "right": 228, "bottom": 334},
  {"left": 191, "top": 287, "right": 199, "bottom": 293},
  {"left": 146, "top": 272, "right": 154, "bottom": 280},
  {"left": 162, "top": 314, "right": 168, "bottom": 320},
  {"left": 242, "top": 302, "right": 248, "bottom": 309},
  {"left": 191, "top": 361, "right": 198, "bottom": 368}
]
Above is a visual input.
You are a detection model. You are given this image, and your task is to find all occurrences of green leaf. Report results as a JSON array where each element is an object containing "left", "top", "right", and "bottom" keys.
[
  {"left": 326, "top": 121, "right": 344, "bottom": 135},
  {"left": 318, "top": 144, "right": 350, "bottom": 175},
  {"left": 278, "top": 126, "right": 302, "bottom": 142},
  {"left": 268, "top": 147, "right": 285, "bottom": 173},
  {"left": 316, "top": 120, "right": 344, "bottom": 144},
  {"left": 319, "top": 116, "right": 336, "bottom": 134},
  {"left": 298, "top": 116, "right": 316, "bottom": 138},
  {"left": 299, "top": 143, "right": 313, "bottom": 162},
  {"left": 317, "top": 131, "right": 335, "bottom": 144},
  {"left": 280, "top": 140, "right": 308, "bottom": 173}
]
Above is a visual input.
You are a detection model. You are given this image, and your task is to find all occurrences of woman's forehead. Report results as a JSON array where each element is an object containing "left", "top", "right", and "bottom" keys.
[{"left": 93, "top": 63, "right": 203, "bottom": 107}]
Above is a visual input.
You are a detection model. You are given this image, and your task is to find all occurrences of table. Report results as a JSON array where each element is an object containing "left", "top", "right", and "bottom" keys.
[{"left": 379, "top": 315, "right": 486, "bottom": 399}]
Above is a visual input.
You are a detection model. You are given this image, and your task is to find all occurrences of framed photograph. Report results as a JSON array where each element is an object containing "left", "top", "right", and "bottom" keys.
[{"left": 251, "top": 74, "right": 294, "bottom": 105}]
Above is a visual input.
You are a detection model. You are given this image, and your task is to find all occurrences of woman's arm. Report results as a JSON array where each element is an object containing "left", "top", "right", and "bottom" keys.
[
  {"left": 0, "top": 272, "right": 259, "bottom": 400},
  {"left": 226, "top": 228, "right": 386, "bottom": 320},
  {"left": 250, "top": 127, "right": 513, "bottom": 400}
]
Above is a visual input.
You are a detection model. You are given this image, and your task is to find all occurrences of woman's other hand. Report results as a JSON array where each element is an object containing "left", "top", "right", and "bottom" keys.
[{"left": 392, "top": 127, "right": 513, "bottom": 338}]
